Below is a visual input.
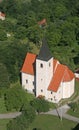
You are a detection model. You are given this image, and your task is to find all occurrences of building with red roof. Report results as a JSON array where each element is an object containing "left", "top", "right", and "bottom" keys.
[
  {"left": 0, "top": 12, "right": 5, "bottom": 20},
  {"left": 38, "top": 18, "right": 47, "bottom": 27},
  {"left": 21, "top": 39, "right": 75, "bottom": 103}
]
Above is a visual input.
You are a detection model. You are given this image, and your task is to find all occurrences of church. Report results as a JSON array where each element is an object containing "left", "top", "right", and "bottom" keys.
[{"left": 21, "top": 39, "right": 75, "bottom": 103}]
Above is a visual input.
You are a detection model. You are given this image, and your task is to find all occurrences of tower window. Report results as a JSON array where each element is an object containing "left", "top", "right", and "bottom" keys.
[
  {"left": 49, "top": 62, "right": 51, "bottom": 67},
  {"left": 33, "top": 81, "right": 34, "bottom": 85},
  {"left": 26, "top": 80, "right": 28, "bottom": 84},
  {"left": 51, "top": 91, "right": 53, "bottom": 94},
  {"left": 40, "top": 63, "right": 43, "bottom": 68},
  {"left": 41, "top": 89, "right": 43, "bottom": 92}
]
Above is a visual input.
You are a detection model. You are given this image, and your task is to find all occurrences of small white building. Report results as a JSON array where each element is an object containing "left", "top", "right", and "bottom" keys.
[
  {"left": 21, "top": 39, "right": 75, "bottom": 103},
  {"left": 0, "top": 12, "right": 5, "bottom": 20}
]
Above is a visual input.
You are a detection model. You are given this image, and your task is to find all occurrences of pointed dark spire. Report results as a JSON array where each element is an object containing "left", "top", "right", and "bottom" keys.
[{"left": 37, "top": 38, "right": 52, "bottom": 61}]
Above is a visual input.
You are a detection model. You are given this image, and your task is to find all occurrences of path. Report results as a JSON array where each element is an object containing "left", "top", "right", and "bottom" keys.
[
  {"left": 44, "top": 104, "right": 79, "bottom": 123},
  {"left": 0, "top": 112, "right": 21, "bottom": 119},
  {"left": 0, "top": 104, "right": 79, "bottom": 123}
]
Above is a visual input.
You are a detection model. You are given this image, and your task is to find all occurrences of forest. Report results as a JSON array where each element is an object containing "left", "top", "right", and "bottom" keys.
[{"left": 0, "top": 0, "right": 79, "bottom": 85}]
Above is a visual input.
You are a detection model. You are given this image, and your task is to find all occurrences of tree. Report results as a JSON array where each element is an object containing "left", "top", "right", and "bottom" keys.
[
  {"left": 7, "top": 105, "right": 36, "bottom": 130},
  {"left": 30, "top": 98, "right": 50, "bottom": 113},
  {"left": 14, "top": 26, "right": 27, "bottom": 39},
  {"left": 1, "top": 0, "right": 17, "bottom": 17},
  {"left": 27, "top": 25, "right": 43, "bottom": 44},
  {"left": 4, "top": 83, "right": 28, "bottom": 111},
  {"left": 53, "top": 3, "right": 69, "bottom": 20},
  {"left": 22, "top": 105, "right": 36, "bottom": 123},
  {"left": 0, "top": 29, "right": 7, "bottom": 41},
  {"left": 0, "top": 63, "right": 10, "bottom": 88},
  {"left": 0, "top": 40, "right": 31, "bottom": 82},
  {"left": 7, "top": 115, "right": 29, "bottom": 130}
]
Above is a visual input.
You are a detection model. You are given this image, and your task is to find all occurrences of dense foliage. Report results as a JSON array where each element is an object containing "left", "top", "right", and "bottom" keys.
[
  {"left": 7, "top": 105, "right": 36, "bottom": 130},
  {"left": 0, "top": 41, "right": 31, "bottom": 84},
  {"left": 0, "top": 0, "right": 79, "bottom": 76},
  {"left": 4, "top": 83, "right": 29, "bottom": 111},
  {"left": 30, "top": 98, "right": 50, "bottom": 113},
  {"left": 0, "top": 63, "right": 10, "bottom": 88}
]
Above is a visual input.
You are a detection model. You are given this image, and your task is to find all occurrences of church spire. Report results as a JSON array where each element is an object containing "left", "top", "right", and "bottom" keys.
[{"left": 37, "top": 38, "right": 52, "bottom": 61}]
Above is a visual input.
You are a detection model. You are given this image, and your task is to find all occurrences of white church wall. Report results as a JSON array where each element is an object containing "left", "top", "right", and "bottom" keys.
[
  {"left": 21, "top": 72, "right": 35, "bottom": 93},
  {"left": 47, "top": 85, "right": 63, "bottom": 103},
  {"left": 62, "top": 78, "right": 75, "bottom": 98}
]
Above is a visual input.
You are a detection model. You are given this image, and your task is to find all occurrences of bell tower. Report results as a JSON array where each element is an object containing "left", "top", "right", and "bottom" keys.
[{"left": 36, "top": 39, "right": 53, "bottom": 98}]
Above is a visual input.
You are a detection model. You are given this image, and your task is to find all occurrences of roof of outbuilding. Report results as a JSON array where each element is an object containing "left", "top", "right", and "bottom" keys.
[
  {"left": 37, "top": 38, "right": 52, "bottom": 61},
  {"left": 38, "top": 18, "right": 46, "bottom": 25}
]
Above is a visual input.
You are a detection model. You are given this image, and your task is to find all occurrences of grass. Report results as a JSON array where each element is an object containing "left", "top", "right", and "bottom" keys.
[
  {"left": 0, "top": 119, "right": 11, "bottom": 130},
  {"left": 75, "top": 80, "right": 79, "bottom": 96},
  {"left": 67, "top": 80, "right": 79, "bottom": 118},
  {"left": 27, "top": 115, "right": 77, "bottom": 130},
  {"left": 68, "top": 107, "right": 79, "bottom": 118}
]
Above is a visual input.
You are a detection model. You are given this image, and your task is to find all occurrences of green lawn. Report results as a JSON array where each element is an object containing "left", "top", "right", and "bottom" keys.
[
  {"left": 0, "top": 119, "right": 10, "bottom": 130},
  {"left": 27, "top": 115, "right": 77, "bottom": 130},
  {"left": 75, "top": 80, "right": 79, "bottom": 96},
  {"left": 67, "top": 80, "right": 79, "bottom": 118}
]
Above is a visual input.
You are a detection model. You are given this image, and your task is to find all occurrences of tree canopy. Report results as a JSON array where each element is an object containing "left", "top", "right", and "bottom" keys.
[
  {"left": 30, "top": 98, "right": 50, "bottom": 113},
  {"left": 4, "top": 83, "right": 28, "bottom": 111},
  {"left": 7, "top": 105, "right": 36, "bottom": 130},
  {"left": 0, "top": 0, "right": 79, "bottom": 71}
]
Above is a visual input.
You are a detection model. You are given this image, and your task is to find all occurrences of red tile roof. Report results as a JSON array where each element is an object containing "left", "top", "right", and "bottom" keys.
[
  {"left": 48, "top": 64, "right": 75, "bottom": 92},
  {"left": 38, "top": 18, "right": 46, "bottom": 25},
  {"left": 63, "top": 67, "right": 75, "bottom": 82},
  {"left": 53, "top": 59, "right": 59, "bottom": 73},
  {"left": 0, "top": 12, "right": 5, "bottom": 17},
  {"left": 21, "top": 53, "right": 36, "bottom": 75}
]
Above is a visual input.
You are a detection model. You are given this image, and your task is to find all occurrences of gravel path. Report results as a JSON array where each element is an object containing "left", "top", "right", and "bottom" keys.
[
  {"left": 0, "top": 112, "right": 21, "bottom": 119},
  {"left": 44, "top": 104, "right": 79, "bottom": 123}
]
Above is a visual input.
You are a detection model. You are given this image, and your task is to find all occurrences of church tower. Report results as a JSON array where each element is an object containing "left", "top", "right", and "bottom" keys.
[{"left": 36, "top": 39, "right": 53, "bottom": 99}]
